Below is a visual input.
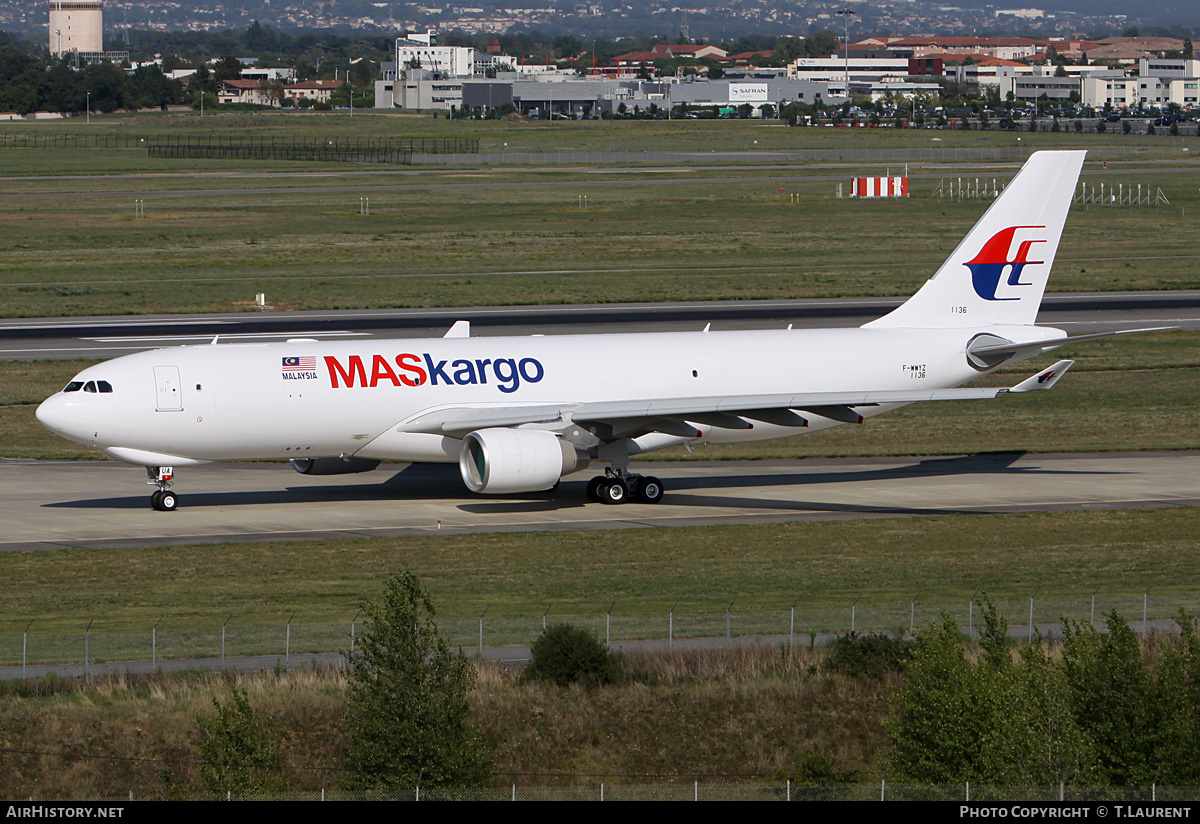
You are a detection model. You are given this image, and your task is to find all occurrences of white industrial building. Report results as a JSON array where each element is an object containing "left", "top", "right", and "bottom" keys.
[
  {"left": 48, "top": 0, "right": 102, "bottom": 57},
  {"left": 1080, "top": 58, "right": 1200, "bottom": 108},
  {"left": 788, "top": 57, "right": 913, "bottom": 83},
  {"left": 395, "top": 30, "right": 476, "bottom": 78}
]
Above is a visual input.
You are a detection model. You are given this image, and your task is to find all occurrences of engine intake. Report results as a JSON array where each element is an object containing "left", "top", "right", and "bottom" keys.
[
  {"left": 291, "top": 457, "right": 381, "bottom": 475},
  {"left": 459, "top": 428, "right": 587, "bottom": 494}
]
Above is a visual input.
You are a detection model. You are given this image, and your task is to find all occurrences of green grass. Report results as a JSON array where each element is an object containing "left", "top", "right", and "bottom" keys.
[
  {"left": 0, "top": 175, "right": 1196, "bottom": 317},
  {"left": 0, "top": 111, "right": 1196, "bottom": 317},
  {"left": 1, "top": 508, "right": 1197, "bottom": 646},
  {"left": 4, "top": 109, "right": 1198, "bottom": 155}
]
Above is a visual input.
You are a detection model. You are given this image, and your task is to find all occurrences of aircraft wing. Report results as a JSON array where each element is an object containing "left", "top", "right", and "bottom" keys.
[{"left": 395, "top": 361, "right": 1075, "bottom": 437}]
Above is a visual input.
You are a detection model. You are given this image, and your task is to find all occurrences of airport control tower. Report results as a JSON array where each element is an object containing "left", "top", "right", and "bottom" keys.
[{"left": 48, "top": 0, "right": 104, "bottom": 58}]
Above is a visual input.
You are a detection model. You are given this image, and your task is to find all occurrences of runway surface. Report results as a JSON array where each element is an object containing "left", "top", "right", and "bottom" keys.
[
  {"left": 2, "top": 291, "right": 1198, "bottom": 360},
  {"left": 3, "top": 451, "right": 1197, "bottom": 552}
]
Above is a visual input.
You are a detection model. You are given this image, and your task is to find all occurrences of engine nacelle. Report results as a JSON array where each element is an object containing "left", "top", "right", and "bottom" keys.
[
  {"left": 291, "top": 457, "right": 381, "bottom": 475},
  {"left": 459, "top": 428, "right": 587, "bottom": 494}
]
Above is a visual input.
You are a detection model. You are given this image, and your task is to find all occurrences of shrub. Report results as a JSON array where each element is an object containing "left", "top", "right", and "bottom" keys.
[
  {"left": 195, "top": 684, "right": 283, "bottom": 796},
  {"left": 525, "top": 623, "right": 619, "bottom": 687},
  {"left": 824, "top": 632, "right": 914, "bottom": 679}
]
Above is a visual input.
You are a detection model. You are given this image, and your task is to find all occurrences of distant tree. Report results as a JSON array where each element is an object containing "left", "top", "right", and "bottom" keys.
[
  {"left": 774, "top": 36, "right": 805, "bottom": 64},
  {"left": 1185, "top": 37, "right": 1194, "bottom": 60},
  {"left": 82, "top": 61, "right": 130, "bottom": 112},
  {"left": 804, "top": 30, "right": 840, "bottom": 58},
  {"left": 245, "top": 21, "right": 277, "bottom": 52},
  {"left": 213, "top": 54, "right": 243, "bottom": 81},
  {"left": 260, "top": 78, "right": 286, "bottom": 107},
  {"left": 343, "top": 571, "right": 491, "bottom": 790}
]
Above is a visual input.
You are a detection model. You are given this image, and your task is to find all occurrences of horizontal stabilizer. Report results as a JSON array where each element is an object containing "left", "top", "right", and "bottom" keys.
[{"left": 970, "top": 327, "right": 1177, "bottom": 356}]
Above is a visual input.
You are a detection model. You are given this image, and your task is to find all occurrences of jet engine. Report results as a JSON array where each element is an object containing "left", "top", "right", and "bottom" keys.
[
  {"left": 459, "top": 428, "right": 587, "bottom": 494},
  {"left": 290, "top": 457, "right": 381, "bottom": 475}
]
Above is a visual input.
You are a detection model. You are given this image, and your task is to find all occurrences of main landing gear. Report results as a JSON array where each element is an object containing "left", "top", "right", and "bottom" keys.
[
  {"left": 147, "top": 466, "right": 179, "bottom": 512},
  {"left": 585, "top": 469, "right": 664, "bottom": 505}
]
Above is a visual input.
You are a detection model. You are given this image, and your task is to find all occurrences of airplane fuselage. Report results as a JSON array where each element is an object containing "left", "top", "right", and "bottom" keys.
[{"left": 36, "top": 323, "right": 1053, "bottom": 464}]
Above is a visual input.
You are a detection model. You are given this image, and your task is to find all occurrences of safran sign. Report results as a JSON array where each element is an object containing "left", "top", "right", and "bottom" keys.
[{"left": 729, "top": 84, "right": 768, "bottom": 103}]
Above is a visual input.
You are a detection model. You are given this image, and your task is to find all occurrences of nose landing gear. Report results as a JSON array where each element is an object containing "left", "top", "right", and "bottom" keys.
[{"left": 147, "top": 466, "right": 179, "bottom": 512}]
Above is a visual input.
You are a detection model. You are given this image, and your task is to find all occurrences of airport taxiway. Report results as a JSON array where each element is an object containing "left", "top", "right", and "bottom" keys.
[{"left": 3, "top": 451, "right": 1198, "bottom": 552}]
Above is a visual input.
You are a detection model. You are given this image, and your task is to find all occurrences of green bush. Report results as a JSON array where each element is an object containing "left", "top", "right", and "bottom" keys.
[
  {"left": 525, "top": 623, "right": 619, "bottom": 687},
  {"left": 824, "top": 632, "right": 914, "bottom": 679}
]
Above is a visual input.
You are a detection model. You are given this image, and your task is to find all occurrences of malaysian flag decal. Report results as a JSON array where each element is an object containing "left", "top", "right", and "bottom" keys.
[{"left": 282, "top": 356, "right": 316, "bottom": 371}]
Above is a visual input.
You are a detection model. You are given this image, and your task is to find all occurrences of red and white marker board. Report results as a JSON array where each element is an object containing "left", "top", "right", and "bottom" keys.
[{"left": 851, "top": 176, "right": 909, "bottom": 197}]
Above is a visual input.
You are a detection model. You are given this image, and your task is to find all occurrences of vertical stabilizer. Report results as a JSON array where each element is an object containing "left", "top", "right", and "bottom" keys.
[{"left": 865, "top": 150, "right": 1085, "bottom": 329}]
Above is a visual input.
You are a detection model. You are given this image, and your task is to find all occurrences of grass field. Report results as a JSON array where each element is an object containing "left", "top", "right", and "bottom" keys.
[
  {"left": 4, "top": 109, "right": 1199, "bottom": 153},
  {"left": 0, "top": 111, "right": 1196, "bottom": 317},
  {"left": 1, "top": 507, "right": 1196, "bottom": 646}
]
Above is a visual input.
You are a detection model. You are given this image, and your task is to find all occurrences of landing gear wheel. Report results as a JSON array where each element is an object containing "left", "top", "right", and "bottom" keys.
[
  {"left": 599, "top": 479, "right": 629, "bottom": 505},
  {"left": 150, "top": 490, "right": 163, "bottom": 510},
  {"left": 152, "top": 490, "right": 179, "bottom": 511},
  {"left": 637, "top": 476, "right": 664, "bottom": 504},
  {"left": 586, "top": 476, "right": 605, "bottom": 503}
]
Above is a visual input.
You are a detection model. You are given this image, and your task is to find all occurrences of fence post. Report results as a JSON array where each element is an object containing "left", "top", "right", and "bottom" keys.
[
  {"left": 222, "top": 613, "right": 232, "bottom": 661},
  {"left": 909, "top": 590, "right": 921, "bottom": 637},
  {"left": 286, "top": 611, "right": 295, "bottom": 665},
  {"left": 542, "top": 603, "right": 551, "bottom": 633},
  {"left": 969, "top": 589, "right": 980, "bottom": 639},
  {"left": 606, "top": 601, "right": 616, "bottom": 647},
  {"left": 350, "top": 608, "right": 361, "bottom": 656},
  {"left": 1091, "top": 585, "right": 1102, "bottom": 625},
  {"left": 1144, "top": 586, "right": 1154, "bottom": 636},
  {"left": 152, "top": 615, "right": 163, "bottom": 669},
  {"left": 84, "top": 618, "right": 93, "bottom": 679},
  {"left": 22, "top": 620, "right": 32, "bottom": 679},
  {"left": 851, "top": 593, "right": 862, "bottom": 634},
  {"left": 1028, "top": 586, "right": 1041, "bottom": 641},
  {"left": 478, "top": 605, "right": 489, "bottom": 656},
  {"left": 669, "top": 601, "right": 678, "bottom": 649},
  {"left": 790, "top": 596, "right": 801, "bottom": 647},
  {"left": 725, "top": 600, "right": 734, "bottom": 640}
]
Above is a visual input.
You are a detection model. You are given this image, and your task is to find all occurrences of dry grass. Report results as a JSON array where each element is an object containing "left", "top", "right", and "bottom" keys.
[{"left": 0, "top": 646, "right": 893, "bottom": 798}]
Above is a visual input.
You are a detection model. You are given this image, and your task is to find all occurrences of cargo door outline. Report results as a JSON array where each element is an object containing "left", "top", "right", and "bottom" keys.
[{"left": 154, "top": 366, "right": 183, "bottom": 411}]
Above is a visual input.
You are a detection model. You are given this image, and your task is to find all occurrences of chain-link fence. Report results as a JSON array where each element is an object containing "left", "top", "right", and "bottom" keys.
[
  {"left": 44, "top": 781, "right": 1200, "bottom": 801},
  {"left": 3, "top": 590, "right": 1195, "bottom": 673}
]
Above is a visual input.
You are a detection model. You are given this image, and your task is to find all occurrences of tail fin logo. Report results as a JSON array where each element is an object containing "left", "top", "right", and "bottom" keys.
[{"left": 965, "top": 226, "right": 1047, "bottom": 302}]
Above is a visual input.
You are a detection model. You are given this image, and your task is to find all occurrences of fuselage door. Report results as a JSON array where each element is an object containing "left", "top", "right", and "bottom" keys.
[{"left": 154, "top": 366, "right": 183, "bottom": 411}]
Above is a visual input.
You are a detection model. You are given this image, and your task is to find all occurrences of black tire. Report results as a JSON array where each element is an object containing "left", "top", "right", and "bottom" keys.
[
  {"left": 158, "top": 490, "right": 179, "bottom": 511},
  {"left": 586, "top": 476, "right": 605, "bottom": 503},
  {"left": 637, "top": 476, "right": 664, "bottom": 503},
  {"left": 599, "top": 479, "right": 628, "bottom": 505},
  {"left": 150, "top": 490, "right": 164, "bottom": 511}
]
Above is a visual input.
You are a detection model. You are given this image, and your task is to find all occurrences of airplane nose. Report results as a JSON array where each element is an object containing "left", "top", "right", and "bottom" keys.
[{"left": 36, "top": 395, "right": 87, "bottom": 442}]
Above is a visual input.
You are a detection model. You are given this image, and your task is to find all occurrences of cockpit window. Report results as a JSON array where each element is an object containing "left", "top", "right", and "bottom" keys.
[
  {"left": 97, "top": 381, "right": 113, "bottom": 393},
  {"left": 63, "top": 381, "right": 84, "bottom": 393},
  {"left": 83, "top": 381, "right": 97, "bottom": 393}
]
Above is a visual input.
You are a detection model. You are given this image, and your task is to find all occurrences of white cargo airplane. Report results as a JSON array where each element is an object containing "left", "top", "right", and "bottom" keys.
[{"left": 36, "top": 150, "right": 1165, "bottom": 511}]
